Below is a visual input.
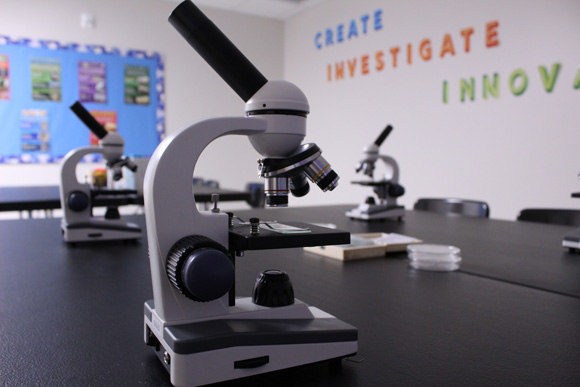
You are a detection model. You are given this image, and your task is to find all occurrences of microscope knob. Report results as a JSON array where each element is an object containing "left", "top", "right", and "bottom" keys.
[
  {"left": 388, "top": 184, "right": 405, "bottom": 198},
  {"left": 67, "top": 191, "right": 89, "bottom": 212},
  {"left": 252, "top": 269, "right": 295, "bottom": 307},
  {"left": 166, "top": 235, "right": 234, "bottom": 302}
]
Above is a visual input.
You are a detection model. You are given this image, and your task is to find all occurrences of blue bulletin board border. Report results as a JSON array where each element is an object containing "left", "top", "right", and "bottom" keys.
[{"left": 0, "top": 36, "right": 165, "bottom": 163}]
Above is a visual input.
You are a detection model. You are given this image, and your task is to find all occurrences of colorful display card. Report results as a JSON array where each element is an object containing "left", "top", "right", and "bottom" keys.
[{"left": 78, "top": 61, "right": 107, "bottom": 103}]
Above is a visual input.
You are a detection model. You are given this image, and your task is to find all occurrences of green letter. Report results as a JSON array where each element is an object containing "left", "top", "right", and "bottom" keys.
[
  {"left": 573, "top": 66, "right": 580, "bottom": 89},
  {"left": 539, "top": 63, "right": 561, "bottom": 92},
  {"left": 509, "top": 69, "right": 528, "bottom": 96},
  {"left": 483, "top": 73, "right": 499, "bottom": 99},
  {"left": 442, "top": 80, "right": 448, "bottom": 103},
  {"left": 460, "top": 77, "right": 475, "bottom": 102}
]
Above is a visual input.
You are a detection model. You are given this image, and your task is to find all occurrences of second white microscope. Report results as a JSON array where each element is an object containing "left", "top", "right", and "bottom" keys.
[{"left": 346, "top": 125, "right": 406, "bottom": 221}]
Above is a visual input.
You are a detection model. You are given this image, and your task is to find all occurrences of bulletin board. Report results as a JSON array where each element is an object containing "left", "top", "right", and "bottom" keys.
[{"left": 0, "top": 36, "right": 165, "bottom": 163}]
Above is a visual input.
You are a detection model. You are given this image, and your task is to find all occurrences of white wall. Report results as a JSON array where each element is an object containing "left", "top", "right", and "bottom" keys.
[
  {"left": 0, "top": 0, "right": 284, "bottom": 192},
  {"left": 285, "top": 0, "right": 580, "bottom": 219}
]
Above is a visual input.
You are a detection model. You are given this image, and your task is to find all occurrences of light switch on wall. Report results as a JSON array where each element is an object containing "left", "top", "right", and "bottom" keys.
[{"left": 81, "top": 13, "right": 96, "bottom": 29}]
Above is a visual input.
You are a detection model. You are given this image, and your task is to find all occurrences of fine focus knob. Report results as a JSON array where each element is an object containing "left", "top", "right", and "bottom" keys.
[
  {"left": 67, "top": 191, "right": 89, "bottom": 212},
  {"left": 252, "top": 269, "right": 295, "bottom": 307},
  {"left": 166, "top": 235, "right": 234, "bottom": 302}
]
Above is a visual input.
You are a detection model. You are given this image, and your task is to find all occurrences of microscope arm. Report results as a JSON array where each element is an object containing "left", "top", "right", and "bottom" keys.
[
  {"left": 60, "top": 147, "right": 104, "bottom": 194},
  {"left": 379, "top": 155, "right": 400, "bottom": 184},
  {"left": 144, "top": 116, "right": 267, "bottom": 323}
]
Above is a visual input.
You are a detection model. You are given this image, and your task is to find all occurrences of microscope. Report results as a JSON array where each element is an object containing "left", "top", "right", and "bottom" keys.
[
  {"left": 59, "top": 101, "right": 141, "bottom": 243},
  {"left": 143, "top": 2, "right": 357, "bottom": 386},
  {"left": 346, "top": 125, "right": 406, "bottom": 221}
]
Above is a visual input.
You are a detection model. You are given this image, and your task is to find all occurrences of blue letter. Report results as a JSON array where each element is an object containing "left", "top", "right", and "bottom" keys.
[
  {"left": 325, "top": 28, "right": 334, "bottom": 46},
  {"left": 337, "top": 24, "right": 344, "bottom": 43},
  {"left": 374, "top": 9, "right": 383, "bottom": 31},
  {"left": 360, "top": 14, "right": 370, "bottom": 34},
  {"left": 314, "top": 32, "right": 322, "bottom": 49},
  {"left": 348, "top": 19, "right": 358, "bottom": 39}
]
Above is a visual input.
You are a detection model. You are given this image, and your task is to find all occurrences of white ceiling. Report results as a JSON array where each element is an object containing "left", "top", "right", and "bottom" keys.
[{"left": 163, "top": 0, "right": 327, "bottom": 20}]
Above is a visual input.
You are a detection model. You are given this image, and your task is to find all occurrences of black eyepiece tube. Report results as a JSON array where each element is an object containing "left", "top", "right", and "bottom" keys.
[
  {"left": 70, "top": 101, "right": 108, "bottom": 139},
  {"left": 169, "top": 1, "right": 268, "bottom": 102},
  {"left": 374, "top": 125, "right": 393, "bottom": 147}
]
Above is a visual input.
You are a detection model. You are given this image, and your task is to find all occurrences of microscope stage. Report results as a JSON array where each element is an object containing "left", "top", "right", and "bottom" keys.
[{"left": 228, "top": 222, "right": 350, "bottom": 251}]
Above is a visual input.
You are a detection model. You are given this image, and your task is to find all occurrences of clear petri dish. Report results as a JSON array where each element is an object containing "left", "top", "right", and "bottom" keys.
[{"left": 406, "top": 244, "right": 461, "bottom": 271}]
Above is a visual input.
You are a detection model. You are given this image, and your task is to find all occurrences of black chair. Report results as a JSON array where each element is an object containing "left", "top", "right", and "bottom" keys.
[
  {"left": 413, "top": 198, "right": 490, "bottom": 218},
  {"left": 516, "top": 208, "right": 580, "bottom": 226}
]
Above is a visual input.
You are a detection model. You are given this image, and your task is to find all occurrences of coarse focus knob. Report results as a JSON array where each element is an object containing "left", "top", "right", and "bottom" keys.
[
  {"left": 252, "top": 269, "right": 295, "bottom": 307},
  {"left": 67, "top": 191, "right": 89, "bottom": 212},
  {"left": 166, "top": 235, "right": 234, "bottom": 302}
]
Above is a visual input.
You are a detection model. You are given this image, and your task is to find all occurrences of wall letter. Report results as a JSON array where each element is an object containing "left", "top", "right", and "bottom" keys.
[
  {"left": 440, "top": 34, "right": 456, "bottom": 58},
  {"left": 460, "top": 27, "right": 474, "bottom": 52},
  {"left": 390, "top": 47, "right": 400, "bottom": 68},
  {"left": 327, "top": 64, "right": 332, "bottom": 82},
  {"left": 374, "top": 9, "right": 383, "bottom": 31},
  {"left": 538, "top": 63, "right": 561, "bottom": 92},
  {"left": 509, "top": 69, "right": 528, "bottom": 96},
  {"left": 337, "top": 24, "right": 344, "bottom": 43},
  {"left": 486, "top": 21, "right": 499, "bottom": 48},
  {"left": 574, "top": 67, "right": 580, "bottom": 89},
  {"left": 460, "top": 77, "right": 475, "bottom": 102},
  {"left": 407, "top": 43, "right": 412, "bottom": 65},
  {"left": 375, "top": 51, "right": 385, "bottom": 71},
  {"left": 335, "top": 62, "right": 344, "bottom": 80},
  {"left": 347, "top": 58, "right": 357, "bottom": 77},
  {"left": 419, "top": 39, "right": 432, "bottom": 61},
  {"left": 483, "top": 73, "right": 499, "bottom": 99},
  {"left": 315, "top": 32, "right": 322, "bottom": 49},
  {"left": 361, "top": 55, "right": 370, "bottom": 75},
  {"left": 325, "top": 29, "right": 334, "bottom": 46},
  {"left": 442, "top": 80, "right": 448, "bottom": 104},
  {"left": 360, "top": 14, "right": 370, "bottom": 34},
  {"left": 348, "top": 20, "right": 359, "bottom": 39}
]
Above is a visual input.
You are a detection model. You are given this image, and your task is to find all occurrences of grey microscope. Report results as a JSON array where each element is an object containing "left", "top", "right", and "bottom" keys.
[
  {"left": 59, "top": 101, "right": 141, "bottom": 243},
  {"left": 143, "top": 2, "right": 358, "bottom": 386},
  {"left": 346, "top": 125, "right": 406, "bottom": 221}
]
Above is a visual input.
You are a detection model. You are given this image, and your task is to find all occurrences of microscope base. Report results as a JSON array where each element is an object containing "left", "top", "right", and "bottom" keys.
[
  {"left": 61, "top": 219, "right": 141, "bottom": 243},
  {"left": 346, "top": 204, "right": 405, "bottom": 221},
  {"left": 562, "top": 228, "right": 580, "bottom": 251},
  {"left": 144, "top": 299, "right": 358, "bottom": 387}
]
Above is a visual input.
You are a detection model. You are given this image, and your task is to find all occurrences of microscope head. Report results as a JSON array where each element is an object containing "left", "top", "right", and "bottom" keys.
[
  {"left": 245, "top": 80, "right": 308, "bottom": 157},
  {"left": 70, "top": 101, "right": 133, "bottom": 181},
  {"left": 355, "top": 125, "right": 393, "bottom": 179},
  {"left": 169, "top": 0, "right": 339, "bottom": 207}
]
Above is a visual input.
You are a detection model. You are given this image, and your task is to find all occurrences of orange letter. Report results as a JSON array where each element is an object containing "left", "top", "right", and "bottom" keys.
[
  {"left": 375, "top": 50, "right": 385, "bottom": 71},
  {"left": 486, "top": 21, "right": 499, "bottom": 48},
  {"left": 327, "top": 64, "right": 332, "bottom": 82},
  {"left": 407, "top": 43, "right": 412, "bottom": 64},
  {"left": 347, "top": 58, "right": 357, "bottom": 77},
  {"left": 440, "top": 34, "right": 455, "bottom": 58},
  {"left": 461, "top": 27, "right": 474, "bottom": 52},
  {"left": 390, "top": 46, "right": 400, "bottom": 68},
  {"left": 361, "top": 54, "right": 370, "bottom": 75},
  {"left": 335, "top": 62, "right": 344, "bottom": 80},
  {"left": 419, "top": 39, "right": 432, "bottom": 61}
]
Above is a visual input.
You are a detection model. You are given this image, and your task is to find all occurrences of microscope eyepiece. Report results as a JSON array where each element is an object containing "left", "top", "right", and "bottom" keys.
[
  {"left": 374, "top": 125, "right": 393, "bottom": 147},
  {"left": 70, "top": 101, "right": 108, "bottom": 139},
  {"left": 169, "top": 0, "right": 268, "bottom": 102}
]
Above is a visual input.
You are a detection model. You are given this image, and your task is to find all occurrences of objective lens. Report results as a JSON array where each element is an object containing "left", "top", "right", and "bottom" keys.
[
  {"left": 289, "top": 173, "right": 310, "bottom": 197},
  {"left": 304, "top": 154, "right": 339, "bottom": 192},
  {"left": 264, "top": 177, "right": 288, "bottom": 207}
]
